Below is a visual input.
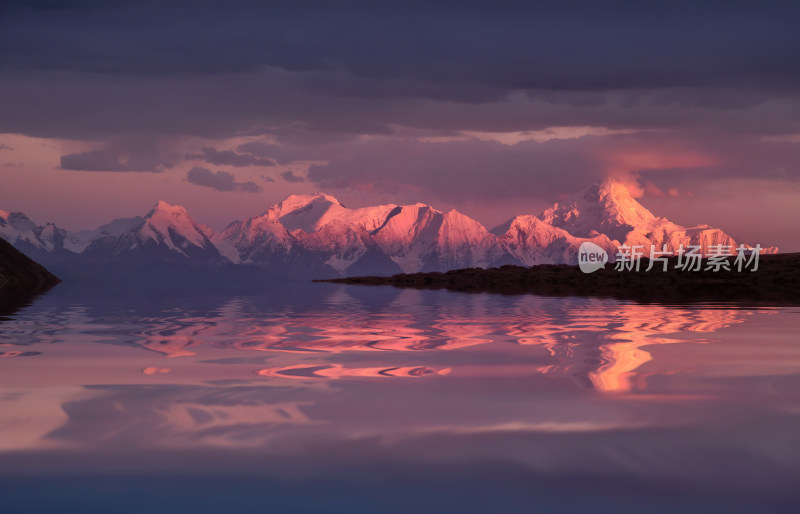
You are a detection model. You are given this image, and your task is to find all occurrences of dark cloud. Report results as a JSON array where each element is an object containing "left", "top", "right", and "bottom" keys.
[
  {"left": 280, "top": 170, "right": 306, "bottom": 183},
  {"left": 4, "top": 0, "right": 800, "bottom": 223},
  {"left": 0, "top": 143, "right": 13, "bottom": 150},
  {"left": 2, "top": 1, "right": 800, "bottom": 91},
  {"left": 59, "top": 135, "right": 179, "bottom": 172},
  {"left": 60, "top": 149, "right": 167, "bottom": 172},
  {"left": 2, "top": 2, "right": 800, "bottom": 142},
  {"left": 186, "top": 166, "right": 261, "bottom": 193},
  {"left": 5, "top": 68, "right": 800, "bottom": 143},
  {"left": 186, "top": 146, "right": 276, "bottom": 167}
]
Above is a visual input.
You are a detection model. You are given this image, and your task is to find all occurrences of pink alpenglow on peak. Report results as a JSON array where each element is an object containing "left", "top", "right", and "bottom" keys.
[
  {"left": 266, "top": 193, "right": 349, "bottom": 233},
  {"left": 492, "top": 215, "right": 617, "bottom": 266},
  {"left": 539, "top": 178, "right": 776, "bottom": 256},
  {"left": 141, "top": 201, "right": 216, "bottom": 250},
  {"left": 0, "top": 179, "right": 779, "bottom": 276},
  {"left": 80, "top": 201, "right": 225, "bottom": 265}
]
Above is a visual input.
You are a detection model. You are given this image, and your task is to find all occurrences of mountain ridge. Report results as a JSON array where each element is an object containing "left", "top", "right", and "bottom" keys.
[{"left": 1, "top": 179, "right": 778, "bottom": 277}]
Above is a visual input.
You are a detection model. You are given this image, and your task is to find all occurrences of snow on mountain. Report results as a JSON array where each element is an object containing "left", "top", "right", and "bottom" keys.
[
  {"left": 64, "top": 216, "right": 145, "bottom": 253},
  {"left": 4, "top": 179, "right": 778, "bottom": 275},
  {"left": 213, "top": 212, "right": 294, "bottom": 266},
  {"left": 368, "top": 205, "right": 510, "bottom": 273},
  {"left": 219, "top": 194, "right": 512, "bottom": 275},
  {"left": 83, "top": 201, "right": 225, "bottom": 265},
  {"left": 0, "top": 210, "right": 67, "bottom": 253},
  {"left": 493, "top": 214, "right": 617, "bottom": 266},
  {"left": 266, "top": 192, "right": 400, "bottom": 234},
  {"left": 139, "top": 201, "right": 213, "bottom": 251},
  {"left": 538, "top": 178, "right": 775, "bottom": 255},
  {"left": 540, "top": 178, "right": 656, "bottom": 243},
  {"left": 265, "top": 193, "right": 349, "bottom": 232},
  {"left": 297, "top": 219, "right": 403, "bottom": 276},
  {"left": 181, "top": 185, "right": 780, "bottom": 275},
  {"left": 217, "top": 194, "right": 404, "bottom": 275}
]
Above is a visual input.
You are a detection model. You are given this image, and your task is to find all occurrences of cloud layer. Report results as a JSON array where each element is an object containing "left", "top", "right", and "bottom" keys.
[{"left": 1, "top": 1, "right": 799, "bottom": 249}]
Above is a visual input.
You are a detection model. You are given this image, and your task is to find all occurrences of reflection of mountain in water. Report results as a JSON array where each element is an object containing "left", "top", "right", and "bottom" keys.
[
  {"left": 0, "top": 282, "right": 762, "bottom": 394},
  {"left": 2, "top": 281, "right": 799, "bottom": 514}
]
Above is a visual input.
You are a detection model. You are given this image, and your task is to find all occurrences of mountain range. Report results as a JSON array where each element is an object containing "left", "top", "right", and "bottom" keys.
[{"left": 0, "top": 178, "right": 777, "bottom": 278}]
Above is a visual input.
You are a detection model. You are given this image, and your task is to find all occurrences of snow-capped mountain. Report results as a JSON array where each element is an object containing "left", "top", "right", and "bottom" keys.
[
  {"left": 298, "top": 219, "right": 402, "bottom": 276},
  {"left": 0, "top": 179, "right": 779, "bottom": 277},
  {"left": 213, "top": 210, "right": 296, "bottom": 266},
  {"left": 83, "top": 201, "right": 225, "bottom": 266},
  {"left": 64, "top": 216, "right": 144, "bottom": 253},
  {"left": 539, "top": 178, "right": 774, "bottom": 255},
  {"left": 492, "top": 215, "right": 617, "bottom": 266},
  {"left": 219, "top": 193, "right": 514, "bottom": 274},
  {"left": 368, "top": 203, "right": 513, "bottom": 272},
  {"left": 540, "top": 178, "right": 657, "bottom": 243},
  {"left": 0, "top": 209, "right": 68, "bottom": 254}
]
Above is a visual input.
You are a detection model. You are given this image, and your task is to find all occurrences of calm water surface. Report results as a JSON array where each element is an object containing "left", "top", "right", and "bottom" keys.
[{"left": 1, "top": 281, "right": 799, "bottom": 513}]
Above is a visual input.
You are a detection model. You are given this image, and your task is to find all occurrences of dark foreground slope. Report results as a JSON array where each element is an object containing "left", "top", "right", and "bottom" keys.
[
  {"left": 0, "top": 237, "right": 61, "bottom": 314},
  {"left": 317, "top": 253, "right": 800, "bottom": 305}
]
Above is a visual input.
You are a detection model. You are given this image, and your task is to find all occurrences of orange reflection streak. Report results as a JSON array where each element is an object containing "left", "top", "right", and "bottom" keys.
[
  {"left": 223, "top": 313, "right": 471, "bottom": 353},
  {"left": 496, "top": 302, "right": 758, "bottom": 393},
  {"left": 587, "top": 305, "right": 756, "bottom": 393},
  {"left": 429, "top": 320, "right": 494, "bottom": 349},
  {"left": 39, "top": 295, "right": 767, "bottom": 393}
]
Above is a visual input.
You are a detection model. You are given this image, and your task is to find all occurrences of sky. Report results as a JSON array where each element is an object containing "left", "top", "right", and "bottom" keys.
[{"left": 1, "top": 0, "right": 799, "bottom": 250}]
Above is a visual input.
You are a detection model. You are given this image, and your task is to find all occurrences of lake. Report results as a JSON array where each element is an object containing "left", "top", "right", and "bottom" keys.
[{"left": 1, "top": 280, "right": 799, "bottom": 513}]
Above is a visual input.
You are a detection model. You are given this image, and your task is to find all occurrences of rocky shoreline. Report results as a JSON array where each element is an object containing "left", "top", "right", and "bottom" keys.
[
  {"left": 0, "top": 238, "right": 61, "bottom": 315},
  {"left": 316, "top": 252, "right": 800, "bottom": 305}
]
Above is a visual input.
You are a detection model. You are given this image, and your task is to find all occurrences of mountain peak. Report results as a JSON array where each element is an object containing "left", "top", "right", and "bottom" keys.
[
  {"left": 148, "top": 200, "right": 190, "bottom": 218},
  {"left": 540, "top": 178, "right": 656, "bottom": 242},
  {"left": 270, "top": 193, "right": 343, "bottom": 213},
  {"left": 586, "top": 177, "right": 640, "bottom": 203},
  {"left": 0, "top": 210, "right": 38, "bottom": 233},
  {"left": 138, "top": 201, "right": 214, "bottom": 248},
  {"left": 268, "top": 192, "right": 347, "bottom": 232}
]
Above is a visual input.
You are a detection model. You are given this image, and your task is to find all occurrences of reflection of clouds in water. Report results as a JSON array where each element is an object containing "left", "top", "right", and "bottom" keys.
[
  {"left": 142, "top": 367, "right": 171, "bottom": 375},
  {"left": 1, "top": 288, "right": 799, "bottom": 505},
  {"left": 0, "top": 387, "right": 88, "bottom": 451},
  {"left": 45, "top": 385, "right": 320, "bottom": 449}
]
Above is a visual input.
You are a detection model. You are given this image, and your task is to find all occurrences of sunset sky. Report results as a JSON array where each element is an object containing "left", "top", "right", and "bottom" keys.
[{"left": 1, "top": 1, "right": 799, "bottom": 250}]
